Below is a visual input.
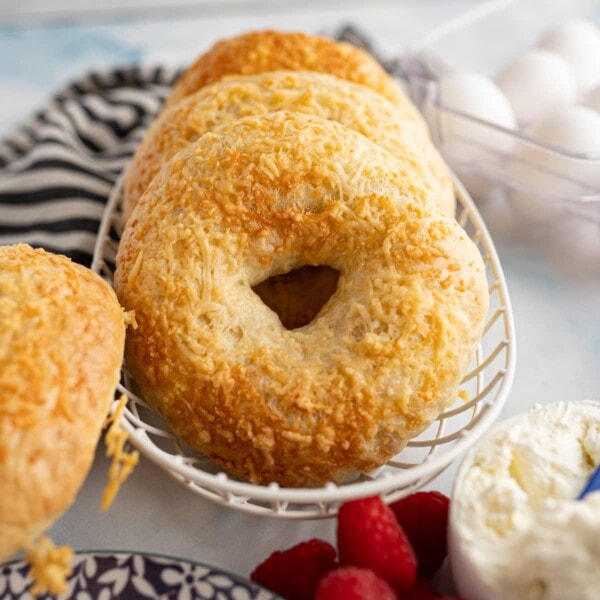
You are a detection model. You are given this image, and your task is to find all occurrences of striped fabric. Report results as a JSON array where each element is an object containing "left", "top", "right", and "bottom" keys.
[{"left": 0, "top": 66, "right": 180, "bottom": 266}]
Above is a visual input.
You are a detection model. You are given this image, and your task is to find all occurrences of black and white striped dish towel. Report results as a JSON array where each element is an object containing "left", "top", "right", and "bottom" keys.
[{"left": 0, "top": 66, "right": 180, "bottom": 266}]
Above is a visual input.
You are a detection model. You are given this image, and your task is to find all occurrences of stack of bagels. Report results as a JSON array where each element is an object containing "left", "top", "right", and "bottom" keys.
[{"left": 115, "top": 30, "right": 490, "bottom": 488}]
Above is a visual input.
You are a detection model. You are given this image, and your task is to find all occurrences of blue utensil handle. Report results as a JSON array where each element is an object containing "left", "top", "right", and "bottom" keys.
[{"left": 578, "top": 466, "right": 600, "bottom": 500}]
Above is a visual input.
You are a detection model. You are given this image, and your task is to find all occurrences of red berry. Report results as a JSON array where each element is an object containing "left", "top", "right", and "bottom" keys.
[
  {"left": 401, "top": 576, "right": 442, "bottom": 599},
  {"left": 250, "top": 538, "right": 337, "bottom": 600},
  {"left": 337, "top": 496, "right": 417, "bottom": 592},
  {"left": 316, "top": 566, "right": 396, "bottom": 600},
  {"left": 390, "top": 491, "right": 450, "bottom": 579}
]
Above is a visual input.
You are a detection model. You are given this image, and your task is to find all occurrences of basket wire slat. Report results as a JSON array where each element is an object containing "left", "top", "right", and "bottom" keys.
[
  {"left": 91, "top": 171, "right": 516, "bottom": 519},
  {"left": 461, "top": 338, "right": 508, "bottom": 382}
]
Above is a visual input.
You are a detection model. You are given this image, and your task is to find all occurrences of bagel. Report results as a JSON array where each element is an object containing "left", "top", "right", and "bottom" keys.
[
  {"left": 0, "top": 244, "right": 126, "bottom": 562},
  {"left": 165, "top": 30, "right": 416, "bottom": 111},
  {"left": 123, "top": 71, "right": 454, "bottom": 224},
  {"left": 115, "top": 112, "right": 489, "bottom": 487}
]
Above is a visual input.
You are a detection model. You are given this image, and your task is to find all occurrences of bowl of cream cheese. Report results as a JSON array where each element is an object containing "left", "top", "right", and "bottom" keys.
[{"left": 449, "top": 400, "right": 600, "bottom": 600}]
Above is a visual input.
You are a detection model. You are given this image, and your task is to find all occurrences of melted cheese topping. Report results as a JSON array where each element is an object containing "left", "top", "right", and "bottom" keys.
[{"left": 123, "top": 70, "right": 453, "bottom": 223}]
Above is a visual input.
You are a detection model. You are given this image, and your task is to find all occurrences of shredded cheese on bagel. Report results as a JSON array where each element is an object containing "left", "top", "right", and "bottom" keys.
[
  {"left": 101, "top": 394, "right": 139, "bottom": 511},
  {"left": 24, "top": 536, "right": 73, "bottom": 597}
]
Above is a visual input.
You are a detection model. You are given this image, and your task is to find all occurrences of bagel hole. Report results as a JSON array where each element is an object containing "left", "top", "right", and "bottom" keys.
[{"left": 252, "top": 265, "right": 340, "bottom": 330}]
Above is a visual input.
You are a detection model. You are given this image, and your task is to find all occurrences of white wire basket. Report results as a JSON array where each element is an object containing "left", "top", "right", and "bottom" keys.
[{"left": 91, "top": 171, "right": 516, "bottom": 519}]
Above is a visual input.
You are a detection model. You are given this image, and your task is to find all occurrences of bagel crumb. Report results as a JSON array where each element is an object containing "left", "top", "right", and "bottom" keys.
[
  {"left": 124, "top": 309, "right": 137, "bottom": 329},
  {"left": 459, "top": 389, "right": 470, "bottom": 402}
]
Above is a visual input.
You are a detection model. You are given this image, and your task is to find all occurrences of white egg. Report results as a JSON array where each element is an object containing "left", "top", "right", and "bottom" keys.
[
  {"left": 508, "top": 106, "right": 600, "bottom": 225},
  {"left": 583, "top": 85, "right": 600, "bottom": 113},
  {"left": 538, "top": 19, "right": 600, "bottom": 94},
  {"left": 532, "top": 105, "right": 600, "bottom": 155},
  {"left": 432, "top": 71, "right": 517, "bottom": 147},
  {"left": 428, "top": 71, "right": 517, "bottom": 199},
  {"left": 495, "top": 49, "right": 576, "bottom": 126}
]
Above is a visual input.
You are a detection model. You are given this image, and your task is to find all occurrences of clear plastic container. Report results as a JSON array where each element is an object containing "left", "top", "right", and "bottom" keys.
[{"left": 402, "top": 0, "right": 600, "bottom": 229}]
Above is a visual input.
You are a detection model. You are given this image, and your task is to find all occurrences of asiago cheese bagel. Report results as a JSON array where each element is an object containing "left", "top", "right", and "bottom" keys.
[
  {"left": 115, "top": 112, "right": 489, "bottom": 487},
  {"left": 0, "top": 244, "right": 126, "bottom": 562},
  {"left": 123, "top": 71, "right": 454, "bottom": 224},
  {"left": 164, "top": 29, "right": 417, "bottom": 111}
]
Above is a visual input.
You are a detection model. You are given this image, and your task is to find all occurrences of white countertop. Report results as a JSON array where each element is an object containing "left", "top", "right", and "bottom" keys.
[{"left": 0, "top": 0, "right": 599, "bottom": 595}]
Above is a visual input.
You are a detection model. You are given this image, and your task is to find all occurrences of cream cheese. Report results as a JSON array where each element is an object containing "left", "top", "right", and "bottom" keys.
[{"left": 450, "top": 400, "right": 600, "bottom": 600}]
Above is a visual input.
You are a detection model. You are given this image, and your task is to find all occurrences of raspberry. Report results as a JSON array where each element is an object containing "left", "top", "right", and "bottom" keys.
[
  {"left": 337, "top": 496, "right": 417, "bottom": 592},
  {"left": 250, "top": 538, "right": 337, "bottom": 600},
  {"left": 390, "top": 491, "right": 450, "bottom": 579},
  {"left": 316, "top": 566, "right": 396, "bottom": 600},
  {"left": 403, "top": 576, "right": 442, "bottom": 598}
]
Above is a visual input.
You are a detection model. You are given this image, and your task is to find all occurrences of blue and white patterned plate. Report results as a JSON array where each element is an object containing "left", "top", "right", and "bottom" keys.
[{"left": 0, "top": 551, "right": 280, "bottom": 599}]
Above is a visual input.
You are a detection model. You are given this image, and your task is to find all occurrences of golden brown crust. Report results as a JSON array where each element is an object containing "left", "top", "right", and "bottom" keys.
[
  {"left": 0, "top": 244, "right": 126, "bottom": 562},
  {"left": 165, "top": 30, "right": 415, "bottom": 110},
  {"left": 123, "top": 71, "right": 453, "bottom": 223},
  {"left": 115, "top": 112, "right": 488, "bottom": 487}
]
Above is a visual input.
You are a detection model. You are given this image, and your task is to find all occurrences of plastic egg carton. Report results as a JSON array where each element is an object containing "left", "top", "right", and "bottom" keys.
[{"left": 401, "top": 0, "right": 600, "bottom": 231}]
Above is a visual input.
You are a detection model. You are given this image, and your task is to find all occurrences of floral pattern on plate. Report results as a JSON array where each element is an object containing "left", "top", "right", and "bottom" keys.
[{"left": 0, "top": 551, "right": 279, "bottom": 599}]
